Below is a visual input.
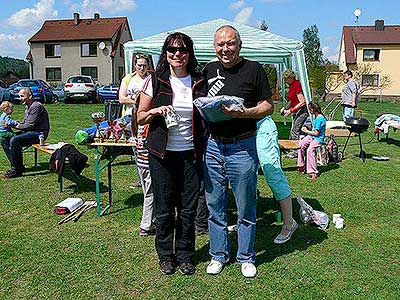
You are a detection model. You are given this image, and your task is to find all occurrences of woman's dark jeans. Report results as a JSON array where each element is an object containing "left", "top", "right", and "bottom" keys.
[{"left": 149, "top": 150, "right": 200, "bottom": 263}]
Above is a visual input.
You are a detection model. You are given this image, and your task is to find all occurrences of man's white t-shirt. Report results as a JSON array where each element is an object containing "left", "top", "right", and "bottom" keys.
[{"left": 143, "top": 74, "right": 194, "bottom": 151}]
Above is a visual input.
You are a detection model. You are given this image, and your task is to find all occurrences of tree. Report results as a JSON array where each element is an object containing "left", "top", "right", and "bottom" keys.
[
  {"left": 302, "top": 25, "right": 324, "bottom": 69},
  {"left": 0, "top": 56, "right": 29, "bottom": 79},
  {"left": 263, "top": 64, "right": 277, "bottom": 89},
  {"left": 302, "top": 25, "right": 326, "bottom": 99}
]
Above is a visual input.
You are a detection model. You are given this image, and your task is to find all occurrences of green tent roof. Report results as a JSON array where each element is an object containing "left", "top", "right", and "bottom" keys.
[{"left": 124, "top": 18, "right": 312, "bottom": 103}]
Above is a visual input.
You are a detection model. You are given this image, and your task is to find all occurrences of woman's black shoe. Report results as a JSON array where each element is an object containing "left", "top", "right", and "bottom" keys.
[
  {"left": 159, "top": 261, "right": 176, "bottom": 275},
  {"left": 179, "top": 262, "right": 195, "bottom": 275}
]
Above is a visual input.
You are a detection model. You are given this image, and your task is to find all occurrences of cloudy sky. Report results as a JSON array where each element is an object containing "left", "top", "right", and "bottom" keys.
[{"left": 0, "top": 0, "right": 399, "bottom": 61}]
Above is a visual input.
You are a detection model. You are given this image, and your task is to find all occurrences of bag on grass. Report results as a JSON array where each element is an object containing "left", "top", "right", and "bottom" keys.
[{"left": 297, "top": 196, "right": 329, "bottom": 230}]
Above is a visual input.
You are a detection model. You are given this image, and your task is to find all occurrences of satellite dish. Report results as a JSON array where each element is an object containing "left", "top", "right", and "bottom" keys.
[
  {"left": 354, "top": 8, "right": 362, "bottom": 18},
  {"left": 98, "top": 42, "right": 106, "bottom": 50}
]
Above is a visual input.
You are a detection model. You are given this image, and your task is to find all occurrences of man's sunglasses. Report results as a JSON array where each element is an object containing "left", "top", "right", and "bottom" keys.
[{"left": 166, "top": 46, "right": 189, "bottom": 54}]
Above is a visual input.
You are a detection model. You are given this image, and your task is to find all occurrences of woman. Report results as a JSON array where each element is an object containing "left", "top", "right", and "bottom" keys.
[
  {"left": 297, "top": 101, "right": 327, "bottom": 179},
  {"left": 119, "top": 53, "right": 150, "bottom": 131},
  {"left": 282, "top": 70, "right": 308, "bottom": 157},
  {"left": 256, "top": 115, "right": 298, "bottom": 244},
  {"left": 137, "top": 32, "right": 206, "bottom": 276},
  {"left": 119, "top": 54, "right": 155, "bottom": 236}
]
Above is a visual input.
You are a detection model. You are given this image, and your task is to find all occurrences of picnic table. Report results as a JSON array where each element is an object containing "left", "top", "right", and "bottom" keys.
[{"left": 90, "top": 141, "right": 135, "bottom": 216}]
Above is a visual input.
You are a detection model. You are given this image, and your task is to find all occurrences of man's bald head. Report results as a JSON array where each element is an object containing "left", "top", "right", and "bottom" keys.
[{"left": 18, "top": 87, "right": 34, "bottom": 105}]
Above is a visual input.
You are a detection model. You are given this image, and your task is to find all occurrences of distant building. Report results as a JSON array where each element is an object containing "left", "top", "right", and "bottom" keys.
[
  {"left": 0, "top": 70, "right": 22, "bottom": 86},
  {"left": 331, "top": 19, "right": 400, "bottom": 100},
  {"left": 27, "top": 13, "right": 132, "bottom": 85}
]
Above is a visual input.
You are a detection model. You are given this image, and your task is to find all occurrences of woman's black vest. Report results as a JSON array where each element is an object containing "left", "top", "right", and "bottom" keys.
[{"left": 145, "top": 69, "right": 207, "bottom": 159}]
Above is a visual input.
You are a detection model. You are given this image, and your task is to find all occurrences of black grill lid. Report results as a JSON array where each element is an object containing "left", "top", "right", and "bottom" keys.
[{"left": 345, "top": 117, "right": 370, "bottom": 126}]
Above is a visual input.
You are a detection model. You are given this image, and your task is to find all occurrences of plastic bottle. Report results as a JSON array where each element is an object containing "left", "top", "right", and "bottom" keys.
[{"left": 39, "top": 132, "right": 45, "bottom": 146}]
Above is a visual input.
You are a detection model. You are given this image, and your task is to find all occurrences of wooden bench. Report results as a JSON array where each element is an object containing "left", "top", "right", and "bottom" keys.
[
  {"left": 32, "top": 143, "right": 55, "bottom": 167},
  {"left": 29, "top": 143, "right": 69, "bottom": 192},
  {"left": 278, "top": 139, "right": 300, "bottom": 151}
]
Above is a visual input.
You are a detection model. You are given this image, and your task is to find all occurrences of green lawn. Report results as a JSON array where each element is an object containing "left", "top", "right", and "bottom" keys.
[{"left": 1, "top": 101, "right": 399, "bottom": 300}]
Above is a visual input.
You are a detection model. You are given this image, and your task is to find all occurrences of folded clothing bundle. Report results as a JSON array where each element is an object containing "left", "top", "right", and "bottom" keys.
[{"left": 193, "top": 95, "right": 244, "bottom": 122}]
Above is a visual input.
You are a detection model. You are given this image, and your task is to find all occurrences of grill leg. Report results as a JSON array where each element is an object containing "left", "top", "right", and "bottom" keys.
[
  {"left": 341, "top": 132, "right": 352, "bottom": 157},
  {"left": 358, "top": 134, "right": 366, "bottom": 162}
]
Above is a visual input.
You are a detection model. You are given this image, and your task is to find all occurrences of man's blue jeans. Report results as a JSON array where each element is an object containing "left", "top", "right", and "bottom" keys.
[
  {"left": 1, "top": 131, "right": 40, "bottom": 173},
  {"left": 204, "top": 136, "right": 259, "bottom": 264},
  {"left": 342, "top": 106, "right": 355, "bottom": 121}
]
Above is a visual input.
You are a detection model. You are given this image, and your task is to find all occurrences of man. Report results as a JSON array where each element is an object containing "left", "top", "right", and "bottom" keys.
[
  {"left": 341, "top": 70, "right": 358, "bottom": 121},
  {"left": 1, "top": 87, "right": 50, "bottom": 178},
  {"left": 203, "top": 25, "right": 273, "bottom": 278}
]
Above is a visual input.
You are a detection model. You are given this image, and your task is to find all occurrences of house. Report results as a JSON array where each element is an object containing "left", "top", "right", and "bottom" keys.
[
  {"left": 332, "top": 19, "right": 400, "bottom": 100},
  {"left": 0, "top": 70, "right": 22, "bottom": 86},
  {"left": 27, "top": 13, "right": 132, "bottom": 85}
]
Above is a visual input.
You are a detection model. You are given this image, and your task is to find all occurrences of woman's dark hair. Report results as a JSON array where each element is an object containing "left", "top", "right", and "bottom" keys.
[
  {"left": 156, "top": 32, "right": 198, "bottom": 75},
  {"left": 308, "top": 101, "right": 323, "bottom": 115}
]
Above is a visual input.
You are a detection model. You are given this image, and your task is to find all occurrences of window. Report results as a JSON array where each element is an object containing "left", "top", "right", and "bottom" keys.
[
  {"left": 46, "top": 68, "right": 61, "bottom": 81},
  {"left": 81, "top": 67, "right": 98, "bottom": 80},
  {"left": 361, "top": 74, "right": 379, "bottom": 87},
  {"left": 81, "top": 43, "right": 97, "bottom": 57},
  {"left": 120, "top": 44, "right": 124, "bottom": 58},
  {"left": 363, "top": 49, "right": 380, "bottom": 61},
  {"left": 45, "top": 44, "right": 61, "bottom": 58},
  {"left": 118, "top": 66, "right": 124, "bottom": 81}
]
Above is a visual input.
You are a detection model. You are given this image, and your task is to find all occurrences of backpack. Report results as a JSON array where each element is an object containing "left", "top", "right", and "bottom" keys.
[{"left": 327, "top": 134, "right": 339, "bottom": 163}]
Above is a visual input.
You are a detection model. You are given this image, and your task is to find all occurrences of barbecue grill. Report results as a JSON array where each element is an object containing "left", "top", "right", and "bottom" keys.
[{"left": 341, "top": 117, "right": 370, "bottom": 161}]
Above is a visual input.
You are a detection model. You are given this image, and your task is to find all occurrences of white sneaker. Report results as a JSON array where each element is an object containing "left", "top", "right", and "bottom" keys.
[
  {"left": 206, "top": 259, "right": 224, "bottom": 275},
  {"left": 227, "top": 224, "right": 237, "bottom": 232},
  {"left": 241, "top": 263, "right": 257, "bottom": 278}
]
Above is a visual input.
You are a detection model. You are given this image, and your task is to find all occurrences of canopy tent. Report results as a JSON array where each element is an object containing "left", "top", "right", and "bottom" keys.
[{"left": 124, "top": 18, "right": 311, "bottom": 104}]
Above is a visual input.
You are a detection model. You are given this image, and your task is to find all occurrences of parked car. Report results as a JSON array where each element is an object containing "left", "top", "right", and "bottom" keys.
[
  {"left": 64, "top": 75, "right": 97, "bottom": 104},
  {"left": 0, "top": 80, "right": 11, "bottom": 102},
  {"left": 13, "top": 79, "right": 57, "bottom": 104},
  {"left": 52, "top": 84, "right": 65, "bottom": 102},
  {"left": 7, "top": 83, "right": 17, "bottom": 103},
  {"left": 97, "top": 84, "right": 119, "bottom": 102}
]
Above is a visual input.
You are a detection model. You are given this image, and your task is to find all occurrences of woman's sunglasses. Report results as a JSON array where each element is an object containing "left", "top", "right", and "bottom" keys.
[
  {"left": 135, "top": 54, "right": 149, "bottom": 59},
  {"left": 166, "top": 46, "right": 189, "bottom": 54}
]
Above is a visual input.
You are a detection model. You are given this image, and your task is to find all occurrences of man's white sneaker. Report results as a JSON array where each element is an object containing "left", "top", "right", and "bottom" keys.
[
  {"left": 206, "top": 259, "right": 224, "bottom": 275},
  {"left": 241, "top": 263, "right": 257, "bottom": 278}
]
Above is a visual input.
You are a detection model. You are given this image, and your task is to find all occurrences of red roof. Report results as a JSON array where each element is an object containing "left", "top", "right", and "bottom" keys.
[
  {"left": 342, "top": 24, "right": 400, "bottom": 64},
  {"left": 29, "top": 17, "right": 130, "bottom": 42}
]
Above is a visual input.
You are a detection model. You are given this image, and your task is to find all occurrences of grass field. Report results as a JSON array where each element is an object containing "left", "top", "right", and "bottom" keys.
[{"left": 0, "top": 101, "right": 399, "bottom": 300}]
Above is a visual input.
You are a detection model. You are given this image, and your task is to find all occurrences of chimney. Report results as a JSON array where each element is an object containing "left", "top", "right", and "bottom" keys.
[
  {"left": 94, "top": 13, "right": 100, "bottom": 20},
  {"left": 375, "top": 19, "right": 384, "bottom": 31},
  {"left": 73, "top": 12, "right": 80, "bottom": 26}
]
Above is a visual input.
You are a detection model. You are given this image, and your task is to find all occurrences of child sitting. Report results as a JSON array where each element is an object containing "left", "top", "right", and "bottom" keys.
[
  {"left": 297, "top": 101, "right": 326, "bottom": 179},
  {"left": 0, "top": 101, "right": 19, "bottom": 139}
]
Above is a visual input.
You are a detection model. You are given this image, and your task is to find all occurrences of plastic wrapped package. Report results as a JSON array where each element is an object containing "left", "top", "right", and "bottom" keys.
[{"left": 193, "top": 95, "right": 244, "bottom": 122}]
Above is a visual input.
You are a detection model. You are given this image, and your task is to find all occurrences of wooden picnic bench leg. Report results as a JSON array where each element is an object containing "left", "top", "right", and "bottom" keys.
[
  {"left": 34, "top": 147, "right": 38, "bottom": 168},
  {"left": 94, "top": 148, "right": 101, "bottom": 217},
  {"left": 59, "top": 174, "right": 63, "bottom": 193}
]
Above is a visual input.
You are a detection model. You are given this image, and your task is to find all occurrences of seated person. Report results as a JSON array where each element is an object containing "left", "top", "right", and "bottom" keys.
[
  {"left": 297, "top": 101, "right": 326, "bottom": 180},
  {"left": 0, "top": 101, "right": 19, "bottom": 140},
  {"left": 1, "top": 87, "right": 50, "bottom": 178}
]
